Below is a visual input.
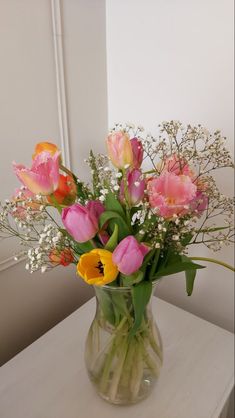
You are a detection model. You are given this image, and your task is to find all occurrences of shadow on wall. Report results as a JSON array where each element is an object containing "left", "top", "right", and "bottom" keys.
[{"left": 0, "top": 262, "right": 94, "bottom": 366}]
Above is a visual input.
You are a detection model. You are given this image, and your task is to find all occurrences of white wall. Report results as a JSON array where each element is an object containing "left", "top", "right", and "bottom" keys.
[
  {"left": 0, "top": 0, "right": 107, "bottom": 364},
  {"left": 106, "top": 0, "right": 234, "bottom": 332}
]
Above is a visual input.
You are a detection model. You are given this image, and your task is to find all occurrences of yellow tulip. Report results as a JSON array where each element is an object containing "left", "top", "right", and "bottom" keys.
[{"left": 77, "top": 249, "right": 118, "bottom": 286}]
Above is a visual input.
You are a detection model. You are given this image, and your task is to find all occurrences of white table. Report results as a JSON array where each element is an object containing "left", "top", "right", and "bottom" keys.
[{"left": 0, "top": 297, "right": 234, "bottom": 418}]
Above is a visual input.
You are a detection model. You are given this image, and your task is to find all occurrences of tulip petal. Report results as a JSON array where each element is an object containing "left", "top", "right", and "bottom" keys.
[{"left": 13, "top": 151, "right": 60, "bottom": 196}]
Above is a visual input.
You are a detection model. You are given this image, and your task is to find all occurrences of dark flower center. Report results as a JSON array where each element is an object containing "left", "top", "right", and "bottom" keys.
[{"left": 96, "top": 260, "right": 104, "bottom": 274}]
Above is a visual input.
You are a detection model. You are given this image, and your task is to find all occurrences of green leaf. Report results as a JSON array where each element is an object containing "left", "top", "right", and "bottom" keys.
[
  {"left": 140, "top": 249, "right": 155, "bottom": 271},
  {"left": 111, "top": 292, "right": 130, "bottom": 317},
  {"left": 95, "top": 288, "right": 115, "bottom": 325},
  {"left": 73, "top": 177, "right": 90, "bottom": 202},
  {"left": 153, "top": 253, "right": 205, "bottom": 279},
  {"left": 105, "top": 224, "right": 118, "bottom": 251},
  {"left": 153, "top": 261, "right": 205, "bottom": 278},
  {"left": 185, "top": 269, "right": 197, "bottom": 296},
  {"left": 121, "top": 270, "right": 144, "bottom": 286},
  {"left": 129, "top": 281, "right": 152, "bottom": 337},
  {"left": 181, "top": 232, "right": 194, "bottom": 246},
  {"left": 104, "top": 193, "right": 126, "bottom": 218},
  {"left": 75, "top": 241, "right": 94, "bottom": 253},
  {"left": 99, "top": 211, "right": 130, "bottom": 240}
]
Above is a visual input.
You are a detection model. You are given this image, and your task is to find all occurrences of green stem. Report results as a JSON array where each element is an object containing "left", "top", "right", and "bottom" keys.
[
  {"left": 49, "top": 194, "right": 62, "bottom": 214},
  {"left": 90, "top": 239, "right": 97, "bottom": 248},
  {"left": 99, "top": 338, "right": 119, "bottom": 394},
  {"left": 190, "top": 257, "right": 235, "bottom": 272},
  {"left": 108, "top": 337, "right": 128, "bottom": 402},
  {"left": 122, "top": 169, "right": 131, "bottom": 227},
  {"left": 60, "top": 164, "right": 77, "bottom": 179},
  {"left": 149, "top": 249, "right": 160, "bottom": 279},
  {"left": 143, "top": 169, "right": 157, "bottom": 175},
  {"left": 130, "top": 340, "right": 143, "bottom": 400}
]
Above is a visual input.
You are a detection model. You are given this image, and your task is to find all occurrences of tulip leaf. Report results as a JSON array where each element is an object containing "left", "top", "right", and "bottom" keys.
[
  {"left": 95, "top": 287, "right": 115, "bottom": 325},
  {"left": 75, "top": 241, "right": 94, "bottom": 253},
  {"left": 152, "top": 254, "right": 205, "bottom": 280},
  {"left": 104, "top": 193, "right": 126, "bottom": 218},
  {"left": 99, "top": 211, "right": 130, "bottom": 240},
  {"left": 121, "top": 270, "right": 144, "bottom": 286},
  {"left": 140, "top": 249, "right": 155, "bottom": 271},
  {"left": 185, "top": 269, "right": 197, "bottom": 296},
  {"left": 105, "top": 224, "right": 118, "bottom": 251},
  {"left": 180, "top": 232, "right": 194, "bottom": 246},
  {"left": 129, "top": 281, "right": 152, "bottom": 338},
  {"left": 111, "top": 292, "right": 130, "bottom": 317},
  {"left": 152, "top": 257, "right": 205, "bottom": 279},
  {"left": 73, "top": 177, "right": 91, "bottom": 203}
]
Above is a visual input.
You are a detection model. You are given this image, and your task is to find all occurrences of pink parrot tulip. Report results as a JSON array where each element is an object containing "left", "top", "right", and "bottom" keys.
[
  {"left": 147, "top": 171, "right": 197, "bottom": 218},
  {"left": 13, "top": 151, "right": 60, "bottom": 195}
]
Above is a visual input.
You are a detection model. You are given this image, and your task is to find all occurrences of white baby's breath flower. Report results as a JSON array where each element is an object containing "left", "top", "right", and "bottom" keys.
[
  {"left": 116, "top": 172, "right": 122, "bottom": 179},
  {"left": 41, "top": 265, "right": 47, "bottom": 273}
]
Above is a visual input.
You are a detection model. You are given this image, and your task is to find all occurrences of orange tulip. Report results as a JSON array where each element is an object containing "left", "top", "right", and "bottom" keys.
[
  {"left": 49, "top": 248, "right": 74, "bottom": 266},
  {"left": 33, "top": 142, "right": 59, "bottom": 159},
  {"left": 47, "top": 174, "right": 77, "bottom": 205}
]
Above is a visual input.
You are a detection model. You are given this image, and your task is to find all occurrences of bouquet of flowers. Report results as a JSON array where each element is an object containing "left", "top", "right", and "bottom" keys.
[{"left": 0, "top": 121, "right": 234, "bottom": 404}]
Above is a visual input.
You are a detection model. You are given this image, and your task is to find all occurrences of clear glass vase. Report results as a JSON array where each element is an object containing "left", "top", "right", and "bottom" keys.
[{"left": 85, "top": 283, "right": 163, "bottom": 405}]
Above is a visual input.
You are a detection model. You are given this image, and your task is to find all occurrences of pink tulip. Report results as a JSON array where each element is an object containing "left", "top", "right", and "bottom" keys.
[
  {"left": 112, "top": 236, "right": 150, "bottom": 275},
  {"left": 161, "top": 154, "right": 194, "bottom": 177},
  {"left": 147, "top": 171, "right": 197, "bottom": 218},
  {"left": 107, "top": 131, "right": 133, "bottom": 169},
  {"left": 62, "top": 201, "right": 105, "bottom": 243},
  {"left": 120, "top": 169, "right": 145, "bottom": 205},
  {"left": 86, "top": 200, "right": 105, "bottom": 221},
  {"left": 13, "top": 151, "right": 60, "bottom": 195},
  {"left": 130, "top": 138, "right": 144, "bottom": 169}
]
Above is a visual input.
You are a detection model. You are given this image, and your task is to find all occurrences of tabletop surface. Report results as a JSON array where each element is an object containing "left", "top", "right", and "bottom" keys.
[{"left": 0, "top": 297, "right": 234, "bottom": 418}]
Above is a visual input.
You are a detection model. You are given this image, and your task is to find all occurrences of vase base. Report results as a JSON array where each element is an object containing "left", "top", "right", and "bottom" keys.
[{"left": 90, "top": 375, "right": 156, "bottom": 405}]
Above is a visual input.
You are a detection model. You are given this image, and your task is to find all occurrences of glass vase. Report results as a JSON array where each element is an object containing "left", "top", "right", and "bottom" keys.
[{"left": 84, "top": 283, "right": 163, "bottom": 405}]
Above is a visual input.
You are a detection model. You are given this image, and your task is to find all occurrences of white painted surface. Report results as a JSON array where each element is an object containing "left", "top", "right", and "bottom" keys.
[
  {"left": 61, "top": 0, "right": 108, "bottom": 178},
  {"left": 0, "top": 297, "right": 234, "bottom": 418},
  {"left": 106, "top": 0, "right": 234, "bottom": 334},
  {"left": 0, "top": 0, "right": 106, "bottom": 364}
]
